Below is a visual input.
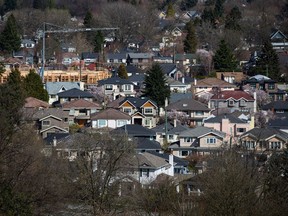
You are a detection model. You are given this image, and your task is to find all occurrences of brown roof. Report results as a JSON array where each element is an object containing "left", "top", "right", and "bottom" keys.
[
  {"left": 62, "top": 99, "right": 101, "bottom": 109},
  {"left": 90, "top": 108, "right": 131, "bottom": 120},
  {"left": 210, "top": 90, "right": 254, "bottom": 101},
  {"left": 24, "top": 97, "right": 50, "bottom": 108},
  {"left": 106, "top": 96, "right": 125, "bottom": 108},
  {"left": 195, "top": 77, "right": 236, "bottom": 88}
]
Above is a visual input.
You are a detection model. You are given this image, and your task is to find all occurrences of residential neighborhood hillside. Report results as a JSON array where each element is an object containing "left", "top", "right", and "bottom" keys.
[{"left": 0, "top": 0, "right": 288, "bottom": 215}]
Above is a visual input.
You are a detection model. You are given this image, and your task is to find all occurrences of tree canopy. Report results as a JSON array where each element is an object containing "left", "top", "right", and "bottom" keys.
[
  {"left": 0, "top": 14, "right": 21, "bottom": 55},
  {"left": 117, "top": 64, "right": 128, "bottom": 79},
  {"left": 184, "top": 20, "right": 197, "bottom": 53},
  {"left": 23, "top": 69, "right": 49, "bottom": 102},
  {"left": 213, "top": 39, "right": 238, "bottom": 71},
  {"left": 142, "top": 63, "right": 170, "bottom": 108}
]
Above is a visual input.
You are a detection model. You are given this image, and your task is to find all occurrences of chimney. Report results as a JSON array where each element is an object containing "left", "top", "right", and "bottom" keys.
[
  {"left": 194, "top": 78, "right": 197, "bottom": 86},
  {"left": 174, "top": 119, "right": 177, "bottom": 127},
  {"left": 182, "top": 76, "right": 185, "bottom": 84},
  {"left": 169, "top": 153, "right": 174, "bottom": 176},
  {"left": 53, "top": 136, "right": 57, "bottom": 147}
]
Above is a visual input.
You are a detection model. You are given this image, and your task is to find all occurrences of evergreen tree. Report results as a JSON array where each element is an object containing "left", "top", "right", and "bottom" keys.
[
  {"left": 0, "top": 62, "right": 5, "bottom": 76},
  {"left": 93, "top": 31, "right": 104, "bottom": 53},
  {"left": 23, "top": 69, "right": 49, "bottom": 102},
  {"left": 225, "top": 6, "right": 242, "bottom": 31},
  {"left": 184, "top": 20, "right": 197, "bottom": 53},
  {"left": 213, "top": 39, "right": 238, "bottom": 71},
  {"left": 252, "top": 40, "right": 280, "bottom": 81},
  {"left": 201, "top": 8, "right": 215, "bottom": 24},
  {"left": 0, "top": 14, "right": 21, "bottom": 55},
  {"left": 84, "top": 11, "right": 93, "bottom": 28},
  {"left": 3, "top": 0, "right": 17, "bottom": 12},
  {"left": 0, "top": 68, "right": 25, "bottom": 127},
  {"left": 142, "top": 63, "right": 170, "bottom": 108},
  {"left": 180, "top": 0, "right": 198, "bottom": 11},
  {"left": 214, "top": 0, "right": 224, "bottom": 18},
  {"left": 117, "top": 64, "right": 128, "bottom": 79},
  {"left": 83, "top": 11, "right": 95, "bottom": 44},
  {"left": 166, "top": 2, "right": 175, "bottom": 18}
]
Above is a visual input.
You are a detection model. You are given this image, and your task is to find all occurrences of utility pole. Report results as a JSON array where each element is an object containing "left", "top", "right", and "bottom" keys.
[{"left": 38, "top": 22, "right": 118, "bottom": 82}]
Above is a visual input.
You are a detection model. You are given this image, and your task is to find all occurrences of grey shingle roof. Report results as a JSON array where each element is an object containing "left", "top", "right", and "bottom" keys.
[
  {"left": 45, "top": 82, "right": 81, "bottom": 95},
  {"left": 204, "top": 114, "right": 247, "bottom": 124},
  {"left": 98, "top": 77, "right": 134, "bottom": 85},
  {"left": 57, "top": 88, "right": 94, "bottom": 98},
  {"left": 167, "top": 98, "right": 210, "bottom": 111},
  {"left": 241, "top": 127, "right": 288, "bottom": 140},
  {"left": 262, "top": 101, "right": 288, "bottom": 110},
  {"left": 170, "top": 93, "right": 193, "bottom": 103},
  {"left": 268, "top": 117, "right": 288, "bottom": 129},
  {"left": 151, "top": 122, "right": 174, "bottom": 133},
  {"left": 137, "top": 152, "right": 169, "bottom": 168},
  {"left": 147, "top": 151, "right": 189, "bottom": 167},
  {"left": 179, "top": 126, "right": 225, "bottom": 138},
  {"left": 167, "top": 125, "right": 189, "bottom": 134},
  {"left": 158, "top": 63, "right": 177, "bottom": 75},
  {"left": 134, "top": 138, "right": 161, "bottom": 150},
  {"left": 113, "top": 124, "right": 156, "bottom": 137}
]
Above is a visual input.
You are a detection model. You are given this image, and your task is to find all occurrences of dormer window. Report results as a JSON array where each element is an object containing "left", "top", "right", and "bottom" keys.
[
  {"left": 105, "top": 84, "right": 113, "bottom": 90},
  {"left": 268, "top": 83, "right": 275, "bottom": 90},
  {"left": 228, "top": 100, "right": 234, "bottom": 107},
  {"left": 240, "top": 99, "right": 246, "bottom": 107}
]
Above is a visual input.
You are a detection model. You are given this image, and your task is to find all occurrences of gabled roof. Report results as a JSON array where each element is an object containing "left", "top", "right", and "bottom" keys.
[
  {"left": 62, "top": 99, "right": 101, "bottom": 109},
  {"left": 210, "top": 90, "right": 254, "bottom": 101},
  {"left": 147, "top": 151, "right": 189, "bottom": 167},
  {"left": 262, "top": 101, "right": 288, "bottom": 110},
  {"left": 167, "top": 98, "right": 210, "bottom": 111},
  {"left": 170, "top": 93, "right": 193, "bottom": 103},
  {"left": 137, "top": 152, "right": 170, "bottom": 169},
  {"left": 167, "top": 124, "right": 189, "bottom": 135},
  {"left": 113, "top": 124, "right": 156, "bottom": 137},
  {"left": 174, "top": 53, "right": 197, "bottom": 61},
  {"left": 106, "top": 52, "right": 127, "bottom": 59},
  {"left": 119, "top": 97, "right": 157, "bottom": 109},
  {"left": 28, "top": 108, "right": 68, "bottom": 120},
  {"left": 158, "top": 63, "right": 177, "bottom": 75},
  {"left": 57, "top": 88, "right": 94, "bottom": 98},
  {"left": 166, "top": 76, "right": 186, "bottom": 86},
  {"left": 98, "top": 77, "right": 134, "bottom": 85},
  {"left": 152, "top": 122, "right": 174, "bottom": 133},
  {"left": 195, "top": 77, "right": 236, "bottom": 88},
  {"left": 268, "top": 117, "right": 288, "bottom": 129},
  {"left": 127, "top": 53, "right": 154, "bottom": 59},
  {"left": 126, "top": 65, "right": 144, "bottom": 75},
  {"left": 45, "top": 82, "right": 81, "bottom": 95},
  {"left": 40, "top": 125, "right": 69, "bottom": 133},
  {"left": 81, "top": 52, "right": 98, "bottom": 59},
  {"left": 134, "top": 137, "right": 161, "bottom": 150},
  {"left": 270, "top": 30, "right": 287, "bottom": 40},
  {"left": 204, "top": 113, "right": 247, "bottom": 124},
  {"left": 24, "top": 97, "right": 49, "bottom": 109},
  {"left": 90, "top": 108, "right": 131, "bottom": 120},
  {"left": 179, "top": 126, "right": 225, "bottom": 138},
  {"left": 240, "top": 127, "right": 288, "bottom": 141}
]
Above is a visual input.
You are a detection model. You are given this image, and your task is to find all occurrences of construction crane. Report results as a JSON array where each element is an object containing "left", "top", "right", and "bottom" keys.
[{"left": 38, "top": 22, "right": 118, "bottom": 81}]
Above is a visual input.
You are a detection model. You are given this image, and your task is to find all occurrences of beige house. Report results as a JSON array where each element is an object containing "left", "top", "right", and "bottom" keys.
[
  {"left": 193, "top": 77, "right": 236, "bottom": 96},
  {"left": 169, "top": 126, "right": 226, "bottom": 158},
  {"left": 239, "top": 127, "right": 288, "bottom": 152},
  {"left": 204, "top": 114, "right": 254, "bottom": 144}
]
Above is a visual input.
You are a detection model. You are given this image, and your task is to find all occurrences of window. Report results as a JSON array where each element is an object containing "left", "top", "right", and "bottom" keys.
[
  {"left": 228, "top": 100, "right": 234, "bottom": 107},
  {"left": 117, "top": 120, "right": 127, "bottom": 127},
  {"left": 239, "top": 100, "right": 246, "bottom": 107},
  {"left": 98, "top": 119, "right": 107, "bottom": 127},
  {"left": 140, "top": 168, "right": 149, "bottom": 177},
  {"left": 184, "top": 137, "right": 192, "bottom": 142},
  {"left": 123, "top": 85, "right": 131, "bottom": 91},
  {"left": 237, "top": 128, "right": 246, "bottom": 133},
  {"left": 180, "top": 150, "right": 189, "bottom": 157},
  {"left": 195, "top": 111, "right": 204, "bottom": 116},
  {"left": 270, "top": 141, "right": 281, "bottom": 149},
  {"left": 268, "top": 84, "right": 275, "bottom": 90},
  {"left": 144, "top": 108, "right": 153, "bottom": 114},
  {"left": 50, "top": 95, "right": 56, "bottom": 98},
  {"left": 42, "top": 120, "right": 50, "bottom": 126},
  {"left": 64, "top": 118, "right": 68, "bottom": 123},
  {"left": 123, "top": 108, "right": 132, "bottom": 114},
  {"left": 206, "top": 137, "right": 216, "bottom": 144},
  {"left": 244, "top": 140, "right": 255, "bottom": 149},
  {"left": 168, "top": 135, "right": 174, "bottom": 140},
  {"left": 105, "top": 84, "right": 113, "bottom": 90},
  {"left": 277, "top": 95, "right": 284, "bottom": 100}
]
